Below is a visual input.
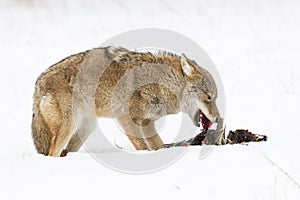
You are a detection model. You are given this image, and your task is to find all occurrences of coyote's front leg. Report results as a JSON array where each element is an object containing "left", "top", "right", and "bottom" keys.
[
  {"left": 140, "top": 120, "right": 163, "bottom": 150},
  {"left": 117, "top": 115, "right": 163, "bottom": 151}
]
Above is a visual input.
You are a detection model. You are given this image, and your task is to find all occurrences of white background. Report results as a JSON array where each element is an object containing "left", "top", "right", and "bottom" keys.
[{"left": 0, "top": 0, "right": 300, "bottom": 199}]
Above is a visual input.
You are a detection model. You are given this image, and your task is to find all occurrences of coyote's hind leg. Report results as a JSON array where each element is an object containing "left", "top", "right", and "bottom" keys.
[
  {"left": 38, "top": 94, "right": 75, "bottom": 157},
  {"left": 61, "top": 118, "right": 97, "bottom": 156},
  {"left": 48, "top": 120, "right": 76, "bottom": 157}
]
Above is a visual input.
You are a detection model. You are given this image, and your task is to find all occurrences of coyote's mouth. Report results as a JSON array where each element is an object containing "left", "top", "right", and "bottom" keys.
[{"left": 194, "top": 109, "right": 213, "bottom": 130}]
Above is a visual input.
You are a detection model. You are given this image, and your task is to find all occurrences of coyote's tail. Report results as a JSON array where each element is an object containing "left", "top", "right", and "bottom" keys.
[{"left": 31, "top": 106, "right": 52, "bottom": 156}]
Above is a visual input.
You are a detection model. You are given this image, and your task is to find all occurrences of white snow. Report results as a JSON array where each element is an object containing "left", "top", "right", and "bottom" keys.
[{"left": 1, "top": 0, "right": 300, "bottom": 199}]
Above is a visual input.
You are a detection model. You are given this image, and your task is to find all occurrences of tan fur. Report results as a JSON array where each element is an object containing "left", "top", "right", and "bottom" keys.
[{"left": 32, "top": 46, "right": 220, "bottom": 156}]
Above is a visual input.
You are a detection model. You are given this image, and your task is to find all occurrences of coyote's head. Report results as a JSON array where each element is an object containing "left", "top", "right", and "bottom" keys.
[{"left": 180, "top": 54, "right": 220, "bottom": 128}]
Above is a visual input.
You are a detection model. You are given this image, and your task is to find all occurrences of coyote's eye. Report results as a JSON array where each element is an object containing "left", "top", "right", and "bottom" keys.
[{"left": 207, "top": 95, "right": 211, "bottom": 101}]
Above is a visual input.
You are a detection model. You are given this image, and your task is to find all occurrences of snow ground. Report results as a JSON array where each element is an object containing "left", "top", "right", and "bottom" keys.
[{"left": 1, "top": 0, "right": 300, "bottom": 199}]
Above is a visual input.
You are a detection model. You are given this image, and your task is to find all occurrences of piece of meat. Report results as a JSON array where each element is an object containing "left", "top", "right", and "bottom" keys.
[
  {"left": 162, "top": 129, "right": 267, "bottom": 148},
  {"left": 200, "top": 112, "right": 212, "bottom": 131},
  {"left": 226, "top": 129, "right": 267, "bottom": 144}
]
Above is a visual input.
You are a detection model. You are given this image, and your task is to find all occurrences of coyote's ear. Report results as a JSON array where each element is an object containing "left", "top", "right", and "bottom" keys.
[{"left": 181, "top": 53, "right": 194, "bottom": 76}]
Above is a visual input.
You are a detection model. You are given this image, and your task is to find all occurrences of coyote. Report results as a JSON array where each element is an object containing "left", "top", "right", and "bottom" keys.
[{"left": 32, "top": 46, "right": 220, "bottom": 157}]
